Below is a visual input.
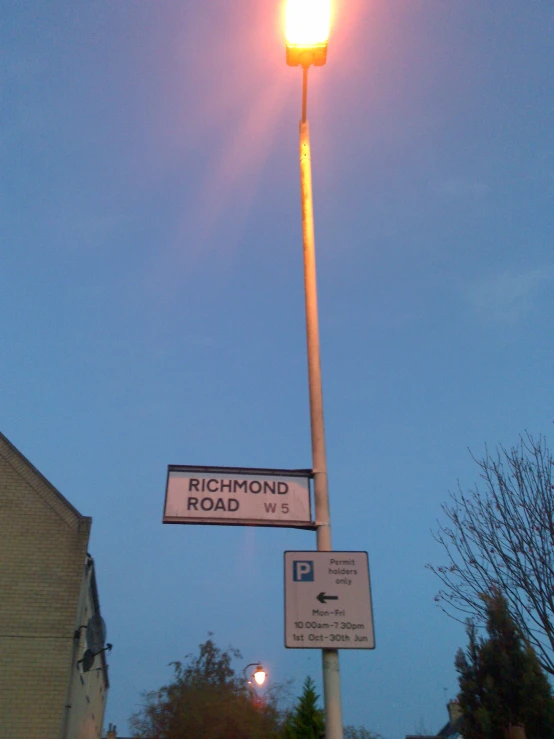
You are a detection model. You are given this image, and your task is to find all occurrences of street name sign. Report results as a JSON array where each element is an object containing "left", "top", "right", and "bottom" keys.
[
  {"left": 284, "top": 551, "right": 375, "bottom": 649},
  {"left": 164, "top": 466, "right": 314, "bottom": 529}
]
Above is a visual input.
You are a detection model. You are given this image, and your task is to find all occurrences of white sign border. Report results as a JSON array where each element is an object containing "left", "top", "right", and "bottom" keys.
[{"left": 163, "top": 465, "right": 316, "bottom": 530}]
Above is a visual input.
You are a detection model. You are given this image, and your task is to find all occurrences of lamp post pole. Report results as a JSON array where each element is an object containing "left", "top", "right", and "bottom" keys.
[
  {"left": 298, "top": 64, "right": 344, "bottom": 739},
  {"left": 285, "top": 3, "right": 343, "bottom": 734}
]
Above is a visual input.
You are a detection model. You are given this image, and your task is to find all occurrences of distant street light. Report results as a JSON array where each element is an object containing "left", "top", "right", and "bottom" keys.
[
  {"left": 243, "top": 662, "right": 267, "bottom": 688},
  {"left": 253, "top": 664, "right": 267, "bottom": 686},
  {"left": 284, "top": 3, "right": 344, "bottom": 739}
]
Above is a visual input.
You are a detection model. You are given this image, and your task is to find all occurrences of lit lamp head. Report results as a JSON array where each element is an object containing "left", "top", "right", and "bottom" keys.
[
  {"left": 285, "top": 0, "right": 331, "bottom": 67},
  {"left": 253, "top": 664, "right": 267, "bottom": 686}
]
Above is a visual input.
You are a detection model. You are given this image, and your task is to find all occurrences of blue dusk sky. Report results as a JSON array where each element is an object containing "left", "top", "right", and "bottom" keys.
[{"left": 2, "top": 1, "right": 553, "bottom": 737}]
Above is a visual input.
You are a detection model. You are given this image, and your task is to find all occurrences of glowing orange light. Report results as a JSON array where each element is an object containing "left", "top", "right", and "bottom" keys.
[
  {"left": 285, "top": 0, "right": 331, "bottom": 47},
  {"left": 253, "top": 666, "right": 267, "bottom": 686}
]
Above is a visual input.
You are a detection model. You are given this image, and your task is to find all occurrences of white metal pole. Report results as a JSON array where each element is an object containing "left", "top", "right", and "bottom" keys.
[{"left": 299, "top": 66, "right": 344, "bottom": 739}]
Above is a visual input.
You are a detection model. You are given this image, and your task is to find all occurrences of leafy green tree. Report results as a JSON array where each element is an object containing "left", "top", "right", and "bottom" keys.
[
  {"left": 130, "top": 635, "right": 282, "bottom": 739},
  {"left": 284, "top": 677, "right": 324, "bottom": 739},
  {"left": 455, "top": 590, "right": 554, "bottom": 739}
]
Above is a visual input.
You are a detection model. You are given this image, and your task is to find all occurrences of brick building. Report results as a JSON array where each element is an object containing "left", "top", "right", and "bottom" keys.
[{"left": 0, "top": 432, "right": 109, "bottom": 739}]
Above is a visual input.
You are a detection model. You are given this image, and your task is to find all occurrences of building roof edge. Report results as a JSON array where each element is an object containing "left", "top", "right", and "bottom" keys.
[{"left": 0, "top": 430, "right": 90, "bottom": 524}]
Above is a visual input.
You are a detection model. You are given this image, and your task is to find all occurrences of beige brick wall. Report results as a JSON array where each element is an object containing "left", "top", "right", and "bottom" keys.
[
  {"left": 66, "top": 641, "right": 109, "bottom": 739},
  {"left": 66, "top": 568, "right": 109, "bottom": 739},
  {"left": 0, "top": 434, "right": 103, "bottom": 739}
]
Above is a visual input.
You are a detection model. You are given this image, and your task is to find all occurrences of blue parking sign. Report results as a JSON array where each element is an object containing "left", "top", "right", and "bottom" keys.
[{"left": 293, "top": 560, "right": 314, "bottom": 581}]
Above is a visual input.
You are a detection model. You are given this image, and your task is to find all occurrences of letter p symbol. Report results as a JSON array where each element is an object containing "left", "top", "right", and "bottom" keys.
[{"left": 293, "top": 560, "right": 314, "bottom": 582}]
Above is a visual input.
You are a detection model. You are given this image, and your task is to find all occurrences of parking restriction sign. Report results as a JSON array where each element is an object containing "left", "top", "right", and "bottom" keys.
[{"left": 284, "top": 551, "right": 375, "bottom": 649}]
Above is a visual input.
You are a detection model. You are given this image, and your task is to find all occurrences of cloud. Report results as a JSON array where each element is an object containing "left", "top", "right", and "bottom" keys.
[{"left": 465, "top": 267, "right": 553, "bottom": 326}]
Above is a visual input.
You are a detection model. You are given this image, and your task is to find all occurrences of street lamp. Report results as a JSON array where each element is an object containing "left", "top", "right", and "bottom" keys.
[
  {"left": 285, "top": 3, "right": 344, "bottom": 739},
  {"left": 285, "top": 0, "right": 330, "bottom": 67},
  {"left": 243, "top": 662, "right": 267, "bottom": 711},
  {"left": 243, "top": 662, "right": 267, "bottom": 688},
  {"left": 253, "top": 664, "right": 267, "bottom": 686}
]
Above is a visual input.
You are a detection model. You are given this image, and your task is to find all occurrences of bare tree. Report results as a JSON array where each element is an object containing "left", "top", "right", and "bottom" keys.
[
  {"left": 410, "top": 718, "right": 434, "bottom": 736},
  {"left": 343, "top": 727, "right": 381, "bottom": 739},
  {"left": 428, "top": 433, "right": 554, "bottom": 675}
]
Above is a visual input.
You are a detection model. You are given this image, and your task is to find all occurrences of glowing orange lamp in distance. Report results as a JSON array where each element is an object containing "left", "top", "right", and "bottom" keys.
[
  {"left": 253, "top": 665, "right": 267, "bottom": 686},
  {"left": 285, "top": 0, "right": 331, "bottom": 67},
  {"left": 244, "top": 662, "right": 267, "bottom": 689}
]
